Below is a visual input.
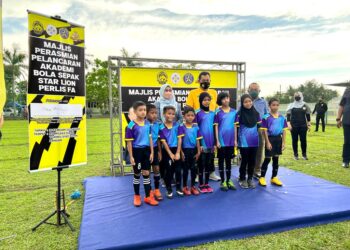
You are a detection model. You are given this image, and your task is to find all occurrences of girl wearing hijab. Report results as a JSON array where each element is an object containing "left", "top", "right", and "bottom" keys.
[
  {"left": 337, "top": 87, "right": 350, "bottom": 168},
  {"left": 154, "top": 84, "right": 183, "bottom": 124},
  {"left": 196, "top": 92, "right": 216, "bottom": 193},
  {"left": 286, "top": 92, "right": 311, "bottom": 160},
  {"left": 235, "top": 94, "right": 262, "bottom": 189}
]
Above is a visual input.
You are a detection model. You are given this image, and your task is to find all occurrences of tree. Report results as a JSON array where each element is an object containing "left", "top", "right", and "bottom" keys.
[
  {"left": 120, "top": 48, "right": 142, "bottom": 67},
  {"left": 3, "top": 47, "right": 27, "bottom": 110},
  {"left": 266, "top": 80, "right": 338, "bottom": 103},
  {"left": 86, "top": 59, "right": 118, "bottom": 112}
]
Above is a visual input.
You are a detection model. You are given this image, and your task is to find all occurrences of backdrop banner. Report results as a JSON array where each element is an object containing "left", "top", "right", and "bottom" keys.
[
  {"left": 119, "top": 67, "right": 238, "bottom": 152},
  {"left": 27, "top": 11, "right": 86, "bottom": 172}
]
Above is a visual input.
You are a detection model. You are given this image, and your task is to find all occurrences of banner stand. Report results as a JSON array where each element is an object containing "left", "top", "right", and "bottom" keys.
[{"left": 32, "top": 166, "right": 75, "bottom": 232}]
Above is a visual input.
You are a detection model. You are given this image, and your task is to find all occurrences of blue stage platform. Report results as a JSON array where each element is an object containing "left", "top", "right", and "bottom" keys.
[{"left": 78, "top": 167, "right": 350, "bottom": 250}]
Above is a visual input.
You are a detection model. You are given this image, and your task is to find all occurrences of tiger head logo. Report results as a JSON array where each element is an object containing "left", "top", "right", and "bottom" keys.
[
  {"left": 33, "top": 21, "right": 44, "bottom": 35},
  {"left": 157, "top": 71, "right": 168, "bottom": 85}
]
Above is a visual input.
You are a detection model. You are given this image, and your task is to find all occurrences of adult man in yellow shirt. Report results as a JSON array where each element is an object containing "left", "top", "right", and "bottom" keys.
[
  {"left": 186, "top": 71, "right": 220, "bottom": 181},
  {"left": 186, "top": 72, "right": 218, "bottom": 111}
]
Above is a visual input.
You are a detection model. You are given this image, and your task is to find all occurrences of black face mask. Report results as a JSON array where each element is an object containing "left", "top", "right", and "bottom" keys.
[
  {"left": 200, "top": 81, "right": 210, "bottom": 90},
  {"left": 295, "top": 96, "right": 301, "bottom": 101}
]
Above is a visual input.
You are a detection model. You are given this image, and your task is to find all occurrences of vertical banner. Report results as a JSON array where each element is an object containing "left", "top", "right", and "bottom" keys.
[
  {"left": 27, "top": 11, "right": 86, "bottom": 172},
  {"left": 0, "top": 0, "right": 6, "bottom": 114}
]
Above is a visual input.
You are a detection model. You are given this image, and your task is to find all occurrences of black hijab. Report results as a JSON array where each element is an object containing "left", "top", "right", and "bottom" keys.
[
  {"left": 237, "top": 94, "right": 260, "bottom": 128},
  {"left": 199, "top": 92, "right": 211, "bottom": 112}
]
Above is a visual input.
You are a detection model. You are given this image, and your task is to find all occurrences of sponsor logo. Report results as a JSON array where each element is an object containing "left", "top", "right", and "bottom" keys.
[
  {"left": 59, "top": 28, "right": 69, "bottom": 39},
  {"left": 70, "top": 31, "right": 80, "bottom": 42},
  {"left": 157, "top": 71, "right": 168, "bottom": 85},
  {"left": 183, "top": 73, "right": 194, "bottom": 84},
  {"left": 46, "top": 24, "right": 57, "bottom": 36},
  {"left": 171, "top": 73, "right": 181, "bottom": 84}
]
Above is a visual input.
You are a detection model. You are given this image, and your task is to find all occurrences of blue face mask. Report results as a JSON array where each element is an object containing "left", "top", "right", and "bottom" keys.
[{"left": 249, "top": 90, "right": 259, "bottom": 99}]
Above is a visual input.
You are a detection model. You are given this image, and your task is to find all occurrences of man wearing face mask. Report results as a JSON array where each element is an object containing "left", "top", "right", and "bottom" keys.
[
  {"left": 186, "top": 72, "right": 220, "bottom": 181},
  {"left": 186, "top": 72, "right": 218, "bottom": 111},
  {"left": 312, "top": 97, "right": 328, "bottom": 132},
  {"left": 247, "top": 82, "right": 269, "bottom": 179},
  {"left": 286, "top": 92, "right": 312, "bottom": 160}
]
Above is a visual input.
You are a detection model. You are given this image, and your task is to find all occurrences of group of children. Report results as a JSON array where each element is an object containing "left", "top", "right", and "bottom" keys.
[{"left": 126, "top": 92, "right": 288, "bottom": 207}]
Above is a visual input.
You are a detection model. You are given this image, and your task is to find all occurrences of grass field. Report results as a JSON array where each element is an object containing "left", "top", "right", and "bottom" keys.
[{"left": 1, "top": 118, "right": 350, "bottom": 250}]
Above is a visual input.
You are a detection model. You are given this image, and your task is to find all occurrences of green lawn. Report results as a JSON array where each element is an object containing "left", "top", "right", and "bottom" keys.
[{"left": 1, "top": 118, "right": 350, "bottom": 250}]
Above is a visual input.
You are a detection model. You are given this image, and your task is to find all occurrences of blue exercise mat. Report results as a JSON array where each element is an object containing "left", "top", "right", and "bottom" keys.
[{"left": 78, "top": 167, "right": 350, "bottom": 250}]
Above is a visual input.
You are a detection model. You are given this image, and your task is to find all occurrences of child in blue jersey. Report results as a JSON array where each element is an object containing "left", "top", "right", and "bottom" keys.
[
  {"left": 215, "top": 92, "right": 237, "bottom": 191},
  {"left": 126, "top": 101, "right": 157, "bottom": 207},
  {"left": 235, "top": 94, "right": 262, "bottom": 189},
  {"left": 146, "top": 104, "right": 163, "bottom": 201},
  {"left": 259, "top": 98, "right": 288, "bottom": 187},
  {"left": 196, "top": 92, "right": 216, "bottom": 193},
  {"left": 178, "top": 106, "right": 202, "bottom": 196},
  {"left": 159, "top": 106, "right": 185, "bottom": 198}
]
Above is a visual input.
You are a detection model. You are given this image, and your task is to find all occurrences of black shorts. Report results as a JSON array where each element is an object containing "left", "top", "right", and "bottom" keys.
[
  {"left": 133, "top": 147, "right": 151, "bottom": 172},
  {"left": 265, "top": 135, "right": 282, "bottom": 158},
  {"left": 217, "top": 146, "right": 235, "bottom": 160},
  {"left": 152, "top": 146, "right": 160, "bottom": 166}
]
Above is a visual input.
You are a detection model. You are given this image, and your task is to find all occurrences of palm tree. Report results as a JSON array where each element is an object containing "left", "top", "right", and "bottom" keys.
[
  {"left": 4, "top": 47, "right": 27, "bottom": 112},
  {"left": 120, "top": 48, "right": 142, "bottom": 67}
]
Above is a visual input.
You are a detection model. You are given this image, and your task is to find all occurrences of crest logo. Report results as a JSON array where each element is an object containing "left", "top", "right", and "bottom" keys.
[
  {"left": 157, "top": 71, "right": 168, "bottom": 85},
  {"left": 171, "top": 73, "right": 180, "bottom": 84},
  {"left": 33, "top": 21, "right": 44, "bottom": 36},
  {"left": 183, "top": 73, "right": 194, "bottom": 84},
  {"left": 46, "top": 24, "right": 57, "bottom": 36},
  {"left": 59, "top": 28, "right": 69, "bottom": 39}
]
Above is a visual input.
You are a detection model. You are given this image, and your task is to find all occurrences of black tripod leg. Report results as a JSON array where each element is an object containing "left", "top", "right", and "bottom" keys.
[
  {"left": 32, "top": 211, "right": 57, "bottom": 231},
  {"left": 62, "top": 210, "right": 70, "bottom": 217},
  {"left": 61, "top": 211, "right": 75, "bottom": 231}
]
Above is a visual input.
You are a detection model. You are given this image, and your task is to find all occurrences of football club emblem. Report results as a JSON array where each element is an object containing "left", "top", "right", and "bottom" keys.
[
  {"left": 157, "top": 71, "right": 168, "bottom": 85},
  {"left": 32, "top": 21, "right": 44, "bottom": 36}
]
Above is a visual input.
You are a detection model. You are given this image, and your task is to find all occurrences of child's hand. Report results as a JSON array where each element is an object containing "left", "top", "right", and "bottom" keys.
[
  {"left": 175, "top": 152, "right": 180, "bottom": 160},
  {"left": 216, "top": 142, "right": 221, "bottom": 148},
  {"left": 266, "top": 142, "right": 272, "bottom": 151},
  {"left": 181, "top": 152, "right": 185, "bottom": 161},
  {"left": 195, "top": 153, "right": 200, "bottom": 161},
  {"left": 200, "top": 146, "right": 204, "bottom": 152},
  {"left": 282, "top": 142, "right": 286, "bottom": 151},
  {"left": 288, "top": 124, "right": 292, "bottom": 131},
  {"left": 170, "top": 153, "right": 175, "bottom": 162},
  {"left": 234, "top": 140, "right": 238, "bottom": 147},
  {"left": 130, "top": 157, "right": 135, "bottom": 166},
  {"left": 158, "top": 152, "right": 162, "bottom": 162},
  {"left": 213, "top": 146, "right": 217, "bottom": 153},
  {"left": 149, "top": 153, "right": 154, "bottom": 163}
]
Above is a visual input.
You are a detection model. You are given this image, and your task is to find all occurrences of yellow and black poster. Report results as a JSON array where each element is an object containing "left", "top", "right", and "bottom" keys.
[
  {"left": 120, "top": 67, "right": 238, "bottom": 151},
  {"left": 27, "top": 11, "right": 86, "bottom": 172}
]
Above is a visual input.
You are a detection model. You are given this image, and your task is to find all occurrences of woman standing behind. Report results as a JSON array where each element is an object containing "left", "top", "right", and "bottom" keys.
[
  {"left": 337, "top": 87, "right": 350, "bottom": 168},
  {"left": 286, "top": 92, "right": 311, "bottom": 160},
  {"left": 154, "top": 84, "right": 183, "bottom": 124}
]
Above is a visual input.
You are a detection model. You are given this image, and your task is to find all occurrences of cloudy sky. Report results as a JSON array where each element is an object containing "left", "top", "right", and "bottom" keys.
[{"left": 2, "top": 0, "right": 350, "bottom": 95}]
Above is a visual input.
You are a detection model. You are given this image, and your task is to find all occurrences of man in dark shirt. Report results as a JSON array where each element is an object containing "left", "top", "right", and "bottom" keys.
[
  {"left": 337, "top": 87, "right": 350, "bottom": 168},
  {"left": 312, "top": 97, "right": 328, "bottom": 132}
]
